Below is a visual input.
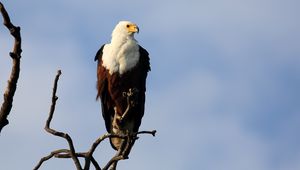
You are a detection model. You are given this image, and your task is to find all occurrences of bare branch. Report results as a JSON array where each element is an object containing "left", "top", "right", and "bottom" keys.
[
  {"left": 84, "top": 133, "right": 127, "bottom": 170},
  {"left": 34, "top": 70, "right": 156, "bottom": 170},
  {"left": 0, "top": 2, "right": 22, "bottom": 133},
  {"left": 42, "top": 70, "right": 82, "bottom": 170},
  {"left": 136, "top": 130, "right": 157, "bottom": 136},
  {"left": 57, "top": 153, "right": 101, "bottom": 170},
  {"left": 102, "top": 138, "right": 128, "bottom": 170},
  {"left": 120, "top": 88, "right": 139, "bottom": 122},
  {"left": 33, "top": 149, "right": 70, "bottom": 170}
]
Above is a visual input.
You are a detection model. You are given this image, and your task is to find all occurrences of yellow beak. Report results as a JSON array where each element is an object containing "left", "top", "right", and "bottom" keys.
[{"left": 128, "top": 24, "right": 139, "bottom": 33}]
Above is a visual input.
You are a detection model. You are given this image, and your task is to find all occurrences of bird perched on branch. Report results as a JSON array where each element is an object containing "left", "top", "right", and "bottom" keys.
[{"left": 95, "top": 21, "right": 150, "bottom": 152}]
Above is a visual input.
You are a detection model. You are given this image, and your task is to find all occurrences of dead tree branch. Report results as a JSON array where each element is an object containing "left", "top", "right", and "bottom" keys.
[
  {"left": 34, "top": 70, "right": 156, "bottom": 170},
  {"left": 34, "top": 70, "right": 82, "bottom": 170},
  {"left": 0, "top": 2, "right": 22, "bottom": 133}
]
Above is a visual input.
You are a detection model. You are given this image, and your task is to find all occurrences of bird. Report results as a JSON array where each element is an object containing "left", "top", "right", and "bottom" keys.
[{"left": 94, "top": 21, "right": 150, "bottom": 153}]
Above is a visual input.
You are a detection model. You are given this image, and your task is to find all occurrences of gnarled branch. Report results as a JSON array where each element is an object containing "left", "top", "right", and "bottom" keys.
[
  {"left": 34, "top": 70, "right": 156, "bottom": 170},
  {"left": 0, "top": 2, "right": 22, "bottom": 133},
  {"left": 34, "top": 70, "right": 82, "bottom": 170}
]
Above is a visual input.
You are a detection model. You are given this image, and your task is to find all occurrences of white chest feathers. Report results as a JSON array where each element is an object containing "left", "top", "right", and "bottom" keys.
[{"left": 102, "top": 39, "right": 140, "bottom": 75}]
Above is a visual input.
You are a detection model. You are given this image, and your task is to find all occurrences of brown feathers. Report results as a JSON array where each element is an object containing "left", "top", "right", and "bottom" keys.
[{"left": 95, "top": 45, "right": 150, "bottom": 150}]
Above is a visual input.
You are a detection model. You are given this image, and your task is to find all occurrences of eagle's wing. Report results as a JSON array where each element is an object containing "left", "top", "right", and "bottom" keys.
[
  {"left": 95, "top": 44, "right": 114, "bottom": 133},
  {"left": 139, "top": 45, "right": 151, "bottom": 87},
  {"left": 131, "top": 45, "right": 150, "bottom": 132}
]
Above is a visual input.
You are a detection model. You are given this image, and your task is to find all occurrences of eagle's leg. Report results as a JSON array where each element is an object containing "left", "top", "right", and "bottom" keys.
[{"left": 120, "top": 88, "right": 139, "bottom": 122}]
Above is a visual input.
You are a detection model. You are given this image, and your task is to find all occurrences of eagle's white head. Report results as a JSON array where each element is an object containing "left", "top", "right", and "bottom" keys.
[
  {"left": 111, "top": 21, "right": 139, "bottom": 44},
  {"left": 102, "top": 21, "right": 140, "bottom": 75}
]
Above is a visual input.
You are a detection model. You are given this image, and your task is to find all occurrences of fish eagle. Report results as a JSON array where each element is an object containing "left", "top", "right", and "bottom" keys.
[{"left": 94, "top": 21, "right": 150, "bottom": 151}]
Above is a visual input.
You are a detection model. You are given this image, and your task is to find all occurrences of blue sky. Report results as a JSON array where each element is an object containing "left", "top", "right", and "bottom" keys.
[{"left": 0, "top": 0, "right": 299, "bottom": 169}]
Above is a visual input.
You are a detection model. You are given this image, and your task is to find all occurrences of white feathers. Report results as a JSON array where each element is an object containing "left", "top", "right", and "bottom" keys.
[{"left": 102, "top": 21, "right": 140, "bottom": 75}]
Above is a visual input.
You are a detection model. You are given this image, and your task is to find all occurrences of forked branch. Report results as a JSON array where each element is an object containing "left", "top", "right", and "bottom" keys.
[
  {"left": 34, "top": 70, "right": 156, "bottom": 170},
  {"left": 0, "top": 2, "right": 22, "bottom": 133}
]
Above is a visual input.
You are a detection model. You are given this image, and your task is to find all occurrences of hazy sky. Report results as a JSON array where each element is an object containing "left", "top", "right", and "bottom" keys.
[{"left": 0, "top": 0, "right": 299, "bottom": 170}]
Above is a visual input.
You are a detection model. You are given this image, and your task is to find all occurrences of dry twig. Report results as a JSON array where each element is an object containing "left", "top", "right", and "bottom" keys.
[
  {"left": 0, "top": 2, "right": 22, "bottom": 133},
  {"left": 34, "top": 70, "right": 156, "bottom": 170}
]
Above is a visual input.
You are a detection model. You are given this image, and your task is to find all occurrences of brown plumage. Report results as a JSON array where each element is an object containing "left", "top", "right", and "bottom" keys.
[{"left": 95, "top": 43, "right": 150, "bottom": 151}]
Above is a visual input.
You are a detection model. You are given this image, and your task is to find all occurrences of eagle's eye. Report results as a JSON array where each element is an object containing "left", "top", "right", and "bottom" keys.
[{"left": 126, "top": 24, "right": 130, "bottom": 28}]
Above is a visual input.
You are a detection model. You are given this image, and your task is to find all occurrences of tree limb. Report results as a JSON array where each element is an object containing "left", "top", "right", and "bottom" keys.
[
  {"left": 33, "top": 149, "right": 70, "bottom": 170},
  {"left": 34, "top": 70, "right": 156, "bottom": 170},
  {"left": 0, "top": 2, "right": 22, "bottom": 133},
  {"left": 42, "top": 70, "right": 82, "bottom": 170}
]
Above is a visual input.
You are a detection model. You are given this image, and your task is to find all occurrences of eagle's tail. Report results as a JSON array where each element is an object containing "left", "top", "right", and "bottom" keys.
[
  {"left": 109, "top": 137, "right": 119, "bottom": 151},
  {"left": 110, "top": 113, "right": 137, "bottom": 157},
  {"left": 110, "top": 130, "right": 136, "bottom": 158}
]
